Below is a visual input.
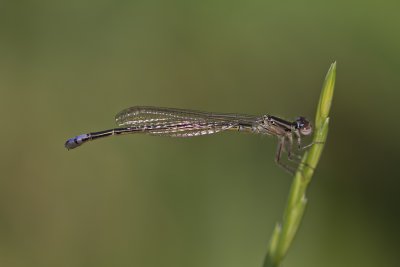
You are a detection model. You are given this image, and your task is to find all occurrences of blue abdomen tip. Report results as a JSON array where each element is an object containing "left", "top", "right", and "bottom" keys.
[{"left": 65, "top": 134, "right": 88, "bottom": 150}]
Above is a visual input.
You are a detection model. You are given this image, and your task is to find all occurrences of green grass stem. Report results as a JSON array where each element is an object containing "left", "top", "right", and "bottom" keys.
[{"left": 262, "top": 62, "right": 336, "bottom": 267}]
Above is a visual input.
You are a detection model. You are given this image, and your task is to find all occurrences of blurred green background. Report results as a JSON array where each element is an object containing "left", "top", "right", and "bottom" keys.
[{"left": 1, "top": 1, "right": 399, "bottom": 267}]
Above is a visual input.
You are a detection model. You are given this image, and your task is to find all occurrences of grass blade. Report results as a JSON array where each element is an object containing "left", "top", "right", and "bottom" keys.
[{"left": 263, "top": 62, "right": 336, "bottom": 267}]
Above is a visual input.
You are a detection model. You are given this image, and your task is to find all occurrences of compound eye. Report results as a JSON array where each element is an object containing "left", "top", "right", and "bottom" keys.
[{"left": 295, "top": 117, "right": 312, "bottom": 136}]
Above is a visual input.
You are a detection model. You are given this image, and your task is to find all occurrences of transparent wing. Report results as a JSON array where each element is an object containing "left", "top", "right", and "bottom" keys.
[{"left": 115, "top": 106, "right": 258, "bottom": 137}]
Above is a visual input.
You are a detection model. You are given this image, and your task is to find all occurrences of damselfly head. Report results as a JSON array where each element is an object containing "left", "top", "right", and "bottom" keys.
[{"left": 295, "top": 117, "right": 312, "bottom": 136}]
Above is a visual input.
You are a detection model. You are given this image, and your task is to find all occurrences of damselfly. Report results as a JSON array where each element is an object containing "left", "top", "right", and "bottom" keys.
[{"left": 65, "top": 106, "right": 313, "bottom": 173}]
